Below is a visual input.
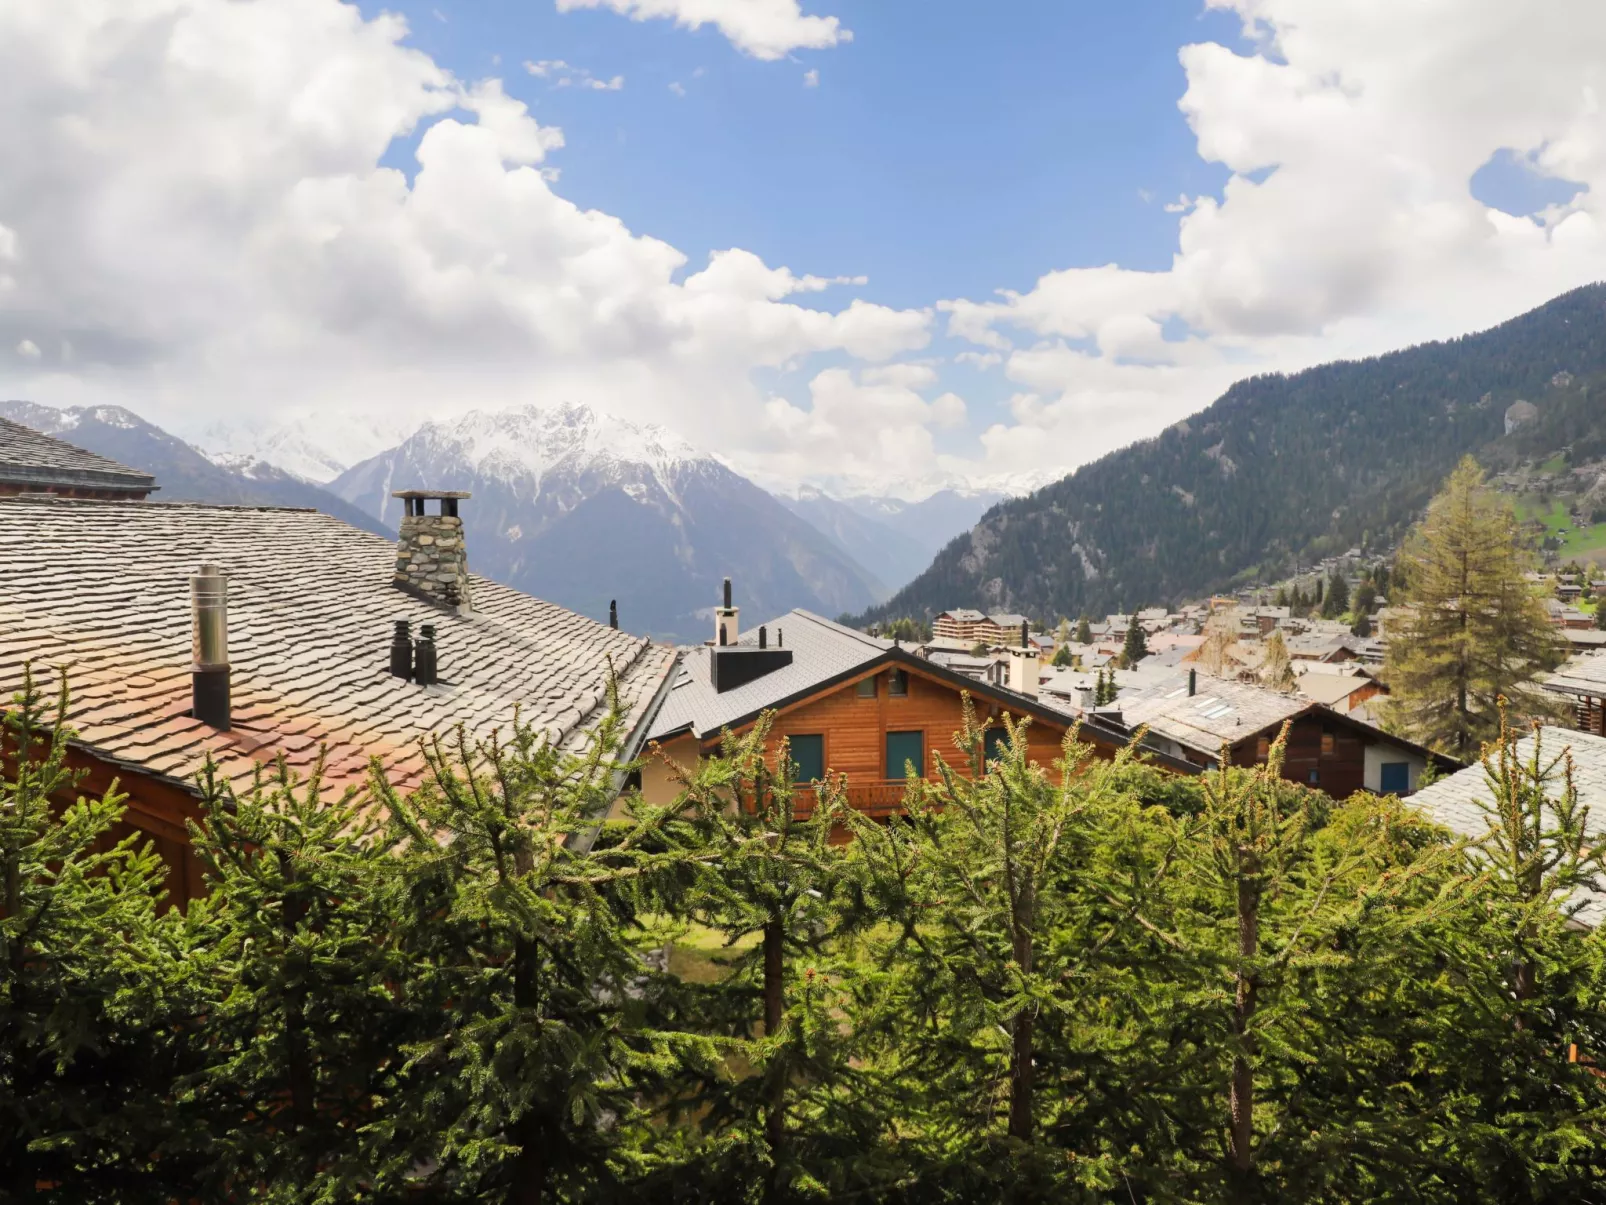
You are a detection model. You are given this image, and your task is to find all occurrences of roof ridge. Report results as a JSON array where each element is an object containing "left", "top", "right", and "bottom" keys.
[{"left": 790, "top": 609, "right": 892, "bottom": 648}]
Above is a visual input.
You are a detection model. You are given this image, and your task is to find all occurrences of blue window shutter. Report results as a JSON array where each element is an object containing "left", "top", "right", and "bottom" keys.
[{"left": 1380, "top": 762, "right": 1410, "bottom": 794}]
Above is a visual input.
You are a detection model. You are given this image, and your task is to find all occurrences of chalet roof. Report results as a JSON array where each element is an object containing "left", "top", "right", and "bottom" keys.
[
  {"left": 0, "top": 415, "right": 157, "bottom": 495},
  {"left": 1544, "top": 650, "right": 1606, "bottom": 698},
  {"left": 0, "top": 496, "right": 675, "bottom": 797},
  {"left": 986, "top": 612, "right": 1029, "bottom": 629},
  {"left": 646, "top": 610, "right": 1199, "bottom": 772},
  {"left": 938, "top": 608, "right": 986, "bottom": 622},
  {"left": 1409, "top": 727, "right": 1606, "bottom": 929},
  {"left": 1119, "top": 673, "right": 1307, "bottom": 751},
  {"left": 1296, "top": 672, "right": 1374, "bottom": 708}
]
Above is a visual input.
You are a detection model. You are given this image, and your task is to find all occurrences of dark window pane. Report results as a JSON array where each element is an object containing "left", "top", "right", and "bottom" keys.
[
  {"left": 886, "top": 730, "right": 924, "bottom": 779},
  {"left": 984, "top": 728, "right": 1010, "bottom": 768},
  {"left": 888, "top": 669, "right": 909, "bottom": 697},
  {"left": 789, "top": 734, "right": 825, "bottom": 783},
  {"left": 856, "top": 677, "right": 876, "bottom": 698},
  {"left": 1380, "top": 762, "right": 1410, "bottom": 794}
]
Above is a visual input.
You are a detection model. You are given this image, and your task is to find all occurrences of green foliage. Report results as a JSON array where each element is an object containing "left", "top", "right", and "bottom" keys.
[
  {"left": 1120, "top": 613, "right": 1148, "bottom": 667},
  {"left": 1382, "top": 457, "right": 1567, "bottom": 755},
  {"left": 6, "top": 673, "right": 1606, "bottom": 1202},
  {"left": 1321, "top": 569, "right": 1350, "bottom": 618},
  {"left": 1075, "top": 614, "right": 1092, "bottom": 644},
  {"left": 0, "top": 666, "right": 198, "bottom": 1201},
  {"left": 1050, "top": 643, "right": 1074, "bottom": 667}
]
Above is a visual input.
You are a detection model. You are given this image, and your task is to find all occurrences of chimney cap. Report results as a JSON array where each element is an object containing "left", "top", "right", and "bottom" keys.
[{"left": 390, "top": 489, "right": 472, "bottom": 500}]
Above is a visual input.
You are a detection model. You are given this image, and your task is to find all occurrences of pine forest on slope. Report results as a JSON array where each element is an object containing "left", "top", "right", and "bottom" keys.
[{"left": 857, "top": 283, "right": 1606, "bottom": 627}]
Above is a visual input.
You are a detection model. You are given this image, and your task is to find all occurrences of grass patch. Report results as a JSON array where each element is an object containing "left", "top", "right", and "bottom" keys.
[{"left": 1541, "top": 453, "right": 1569, "bottom": 475}]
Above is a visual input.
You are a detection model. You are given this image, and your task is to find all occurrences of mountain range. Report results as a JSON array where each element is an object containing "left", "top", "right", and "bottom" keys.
[
  {"left": 0, "top": 401, "right": 390, "bottom": 538},
  {"left": 328, "top": 404, "right": 900, "bottom": 642},
  {"left": 857, "top": 282, "right": 1606, "bottom": 627}
]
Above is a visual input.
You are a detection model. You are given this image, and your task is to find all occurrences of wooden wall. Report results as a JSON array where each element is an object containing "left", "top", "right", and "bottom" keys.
[
  {"left": 1230, "top": 714, "right": 1367, "bottom": 799},
  {"left": 762, "top": 667, "right": 1068, "bottom": 784}
]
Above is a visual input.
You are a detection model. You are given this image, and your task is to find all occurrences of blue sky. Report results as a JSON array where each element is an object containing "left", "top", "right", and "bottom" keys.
[
  {"left": 367, "top": 1, "right": 1240, "bottom": 308},
  {"left": 5, "top": 1, "right": 1603, "bottom": 497}
]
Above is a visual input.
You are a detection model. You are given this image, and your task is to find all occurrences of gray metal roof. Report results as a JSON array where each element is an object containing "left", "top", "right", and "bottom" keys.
[
  {"left": 1408, "top": 726, "right": 1606, "bottom": 928},
  {"left": 0, "top": 415, "right": 156, "bottom": 493},
  {"left": 647, "top": 610, "right": 893, "bottom": 741}
]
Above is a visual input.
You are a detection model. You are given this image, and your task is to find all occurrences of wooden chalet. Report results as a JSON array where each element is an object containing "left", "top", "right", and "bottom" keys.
[{"left": 640, "top": 589, "right": 1198, "bottom": 820}]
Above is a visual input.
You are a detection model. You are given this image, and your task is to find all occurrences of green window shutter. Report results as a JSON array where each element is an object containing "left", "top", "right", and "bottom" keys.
[
  {"left": 983, "top": 728, "right": 1011, "bottom": 768},
  {"left": 789, "top": 734, "right": 825, "bottom": 783},
  {"left": 886, "top": 730, "right": 924, "bottom": 780}
]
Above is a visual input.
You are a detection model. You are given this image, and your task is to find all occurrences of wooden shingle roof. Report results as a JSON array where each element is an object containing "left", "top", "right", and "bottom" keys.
[{"left": 0, "top": 496, "right": 675, "bottom": 797}]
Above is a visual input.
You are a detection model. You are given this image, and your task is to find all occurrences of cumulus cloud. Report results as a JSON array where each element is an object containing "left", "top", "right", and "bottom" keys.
[
  {"left": 943, "top": 0, "right": 1606, "bottom": 484},
  {"left": 0, "top": 0, "right": 923, "bottom": 467},
  {"left": 554, "top": 0, "right": 849, "bottom": 61},
  {"left": 803, "top": 69, "right": 819, "bottom": 88},
  {"left": 524, "top": 58, "right": 624, "bottom": 90}
]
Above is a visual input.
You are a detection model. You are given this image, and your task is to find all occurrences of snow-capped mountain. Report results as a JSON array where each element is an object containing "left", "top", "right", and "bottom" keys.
[
  {"left": 0, "top": 401, "right": 390, "bottom": 537},
  {"left": 331, "top": 403, "right": 888, "bottom": 642},
  {"left": 195, "top": 410, "right": 419, "bottom": 484}
]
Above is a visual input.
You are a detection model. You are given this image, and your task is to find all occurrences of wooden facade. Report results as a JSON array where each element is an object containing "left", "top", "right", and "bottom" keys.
[{"left": 642, "top": 661, "right": 1091, "bottom": 819}]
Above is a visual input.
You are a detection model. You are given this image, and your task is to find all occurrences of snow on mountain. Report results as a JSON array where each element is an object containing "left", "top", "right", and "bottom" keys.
[
  {"left": 330, "top": 402, "right": 888, "bottom": 642},
  {"left": 194, "top": 410, "right": 419, "bottom": 484}
]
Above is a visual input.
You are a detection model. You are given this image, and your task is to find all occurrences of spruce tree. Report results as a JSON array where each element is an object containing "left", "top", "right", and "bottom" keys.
[
  {"left": 181, "top": 753, "right": 419, "bottom": 1199},
  {"left": 1121, "top": 613, "right": 1148, "bottom": 668},
  {"left": 1382, "top": 457, "right": 1566, "bottom": 756},
  {"left": 1322, "top": 571, "right": 1350, "bottom": 619},
  {"left": 0, "top": 666, "right": 196, "bottom": 1200},
  {"left": 647, "top": 718, "right": 873, "bottom": 1201},
  {"left": 378, "top": 696, "right": 694, "bottom": 1204},
  {"left": 1075, "top": 614, "right": 1093, "bottom": 645}
]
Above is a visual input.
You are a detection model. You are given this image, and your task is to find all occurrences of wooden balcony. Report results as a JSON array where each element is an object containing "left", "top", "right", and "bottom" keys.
[{"left": 793, "top": 778, "right": 917, "bottom": 820}]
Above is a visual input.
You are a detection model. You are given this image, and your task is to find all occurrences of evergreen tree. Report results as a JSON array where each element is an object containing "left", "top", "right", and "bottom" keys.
[
  {"left": 1381, "top": 457, "right": 1567, "bottom": 755},
  {"left": 0, "top": 666, "right": 197, "bottom": 1200},
  {"left": 646, "top": 718, "right": 874, "bottom": 1201},
  {"left": 1353, "top": 580, "right": 1378, "bottom": 616},
  {"left": 850, "top": 709, "right": 1170, "bottom": 1188},
  {"left": 181, "top": 753, "right": 419, "bottom": 1200},
  {"left": 1315, "top": 577, "right": 1325, "bottom": 605},
  {"left": 1055, "top": 617, "right": 1073, "bottom": 648},
  {"left": 1274, "top": 586, "right": 1289, "bottom": 607},
  {"left": 1351, "top": 611, "right": 1373, "bottom": 638},
  {"left": 1050, "top": 643, "right": 1074, "bottom": 667},
  {"left": 1259, "top": 629, "right": 1297, "bottom": 692},
  {"left": 378, "top": 697, "right": 696, "bottom": 1204},
  {"left": 1120, "top": 613, "right": 1148, "bottom": 668},
  {"left": 1075, "top": 614, "right": 1092, "bottom": 645},
  {"left": 1321, "top": 570, "right": 1350, "bottom": 619},
  {"left": 1596, "top": 601, "right": 1606, "bottom": 632}
]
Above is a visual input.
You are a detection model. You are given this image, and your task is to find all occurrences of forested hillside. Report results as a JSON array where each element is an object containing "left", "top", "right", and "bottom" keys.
[{"left": 859, "top": 283, "right": 1606, "bottom": 624}]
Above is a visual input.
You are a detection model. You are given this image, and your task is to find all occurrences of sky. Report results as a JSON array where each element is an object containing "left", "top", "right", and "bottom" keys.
[{"left": 1, "top": 0, "right": 1604, "bottom": 499}]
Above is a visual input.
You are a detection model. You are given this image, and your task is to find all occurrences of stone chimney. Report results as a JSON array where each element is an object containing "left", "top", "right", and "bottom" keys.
[{"left": 392, "top": 490, "right": 472, "bottom": 610}]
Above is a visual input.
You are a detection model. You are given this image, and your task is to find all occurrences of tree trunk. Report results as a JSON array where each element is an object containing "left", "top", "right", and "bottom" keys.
[
  {"left": 1008, "top": 924, "right": 1035, "bottom": 1141},
  {"left": 1229, "top": 866, "right": 1260, "bottom": 1178},
  {"left": 510, "top": 931, "right": 548, "bottom": 1205},
  {"left": 279, "top": 853, "right": 315, "bottom": 1133},
  {"left": 763, "top": 916, "right": 786, "bottom": 1194}
]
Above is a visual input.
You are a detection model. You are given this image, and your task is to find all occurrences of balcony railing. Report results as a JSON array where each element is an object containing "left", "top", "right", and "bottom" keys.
[{"left": 793, "top": 778, "right": 917, "bottom": 820}]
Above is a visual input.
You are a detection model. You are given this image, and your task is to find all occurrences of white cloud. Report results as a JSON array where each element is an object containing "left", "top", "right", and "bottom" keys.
[
  {"left": 803, "top": 68, "right": 818, "bottom": 88},
  {"left": 555, "top": 0, "right": 850, "bottom": 61},
  {"left": 953, "top": 350, "right": 1002, "bottom": 370},
  {"left": 668, "top": 80, "right": 687, "bottom": 97},
  {"left": 16, "top": 339, "right": 40, "bottom": 359},
  {"left": 941, "top": 0, "right": 1606, "bottom": 485},
  {"left": 0, "top": 0, "right": 925, "bottom": 471},
  {"left": 524, "top": 59, "right": 623, "bottom": 90}
]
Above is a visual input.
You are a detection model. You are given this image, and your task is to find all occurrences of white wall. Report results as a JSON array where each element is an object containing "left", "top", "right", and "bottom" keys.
[{"left": 1364, "top": 740, "right": 1425, "bottom": 795}]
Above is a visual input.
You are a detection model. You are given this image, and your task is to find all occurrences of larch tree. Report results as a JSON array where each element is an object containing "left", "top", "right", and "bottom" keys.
[
  {"left": 1259, "top": 629, "right": 1297, "bottom": 693},
  {"left": 1382, "top": 457, "right": 1566, "bottom": 756}
]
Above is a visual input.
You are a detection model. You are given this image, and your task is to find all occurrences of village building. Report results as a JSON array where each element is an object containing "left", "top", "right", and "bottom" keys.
[
  {"left": 932, "top": 608, "right": 987, "bottom": 643},
  {"left": 639, "top": 599, "right": 1197, "bottom": 820},
  {"left": 1051, "top": 668, "right": 1454, "bottom": 796},
  {"left": 0, "top": 484, "right": 676, "bottom": 903},
  {"left": 0, "top": 414, "right": 157, "bottom": 500},
  {"left": 1542, "top": 650, "right": 1606, "bottom": 735}
]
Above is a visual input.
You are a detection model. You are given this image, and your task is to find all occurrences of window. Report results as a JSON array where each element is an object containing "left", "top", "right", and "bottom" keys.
[
  {"left": 856, "top": 676, "right": 876, "bottom": 699},
  {"left": 788, "top": 734, "right": 825, "bottom": 784},
  {"left": 984, "top": 727, "right": 1011, "bottom": 768},
  {"left": 886, "top": 730, "right": 924, "bottom": 779},
  {"left": 1320, "top": 730, "right": 1336, "bottom": 756},
  {"left": 1256, "top": 736, "right": 1270, "bottom": 760},
  {"left": 1307, "top": 769, "right": 1320, "bottom": 785},
  {"left": 1379, "top": 762, "right": 1410, "bottom": 795},
  {"left": 887, "top": 668, "right": 909, "bottom": 697}
]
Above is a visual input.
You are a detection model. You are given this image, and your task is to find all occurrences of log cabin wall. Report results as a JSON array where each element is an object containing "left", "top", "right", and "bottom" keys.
[{"left": 1231, "top": 713, "right": 1367, "bottom": 799}]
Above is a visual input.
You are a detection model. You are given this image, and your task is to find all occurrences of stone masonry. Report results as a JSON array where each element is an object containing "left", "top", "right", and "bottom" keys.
[{"left": 394, "top": 512, "right": 472, "bottom": 610}]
